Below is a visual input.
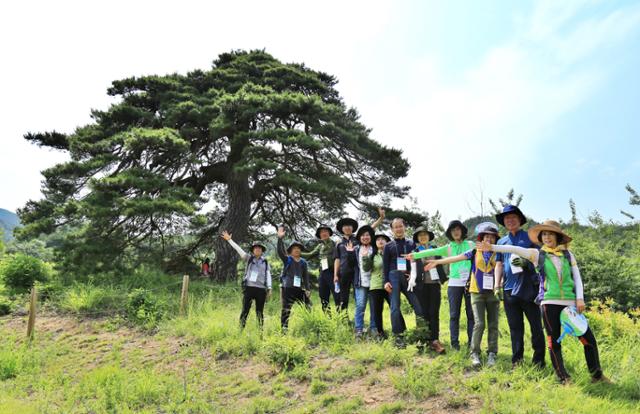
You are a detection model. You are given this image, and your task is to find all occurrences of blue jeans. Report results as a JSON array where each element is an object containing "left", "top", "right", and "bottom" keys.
[
  {"left": 389, "top": 270, "right": 424, "bottom": 336},
  {"left": 354, "top": 286, "right": 374, "bottom": 332},
  {"left": 448, "top": 286, "right": 474, "bottom": 348}
]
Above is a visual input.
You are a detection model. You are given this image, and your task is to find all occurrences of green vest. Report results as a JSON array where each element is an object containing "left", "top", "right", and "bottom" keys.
[{"left": 542, "top": 254, "right": 576, "bottom": 301}]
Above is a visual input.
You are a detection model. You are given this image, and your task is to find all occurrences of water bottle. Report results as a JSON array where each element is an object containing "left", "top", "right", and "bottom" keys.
[{"left": 334, "top": 281, "right": 341, "bottom": 294}]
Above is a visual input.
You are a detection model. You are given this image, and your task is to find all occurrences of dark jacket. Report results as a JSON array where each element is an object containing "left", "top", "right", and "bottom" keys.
[
  {"left": 277, "top": 238, "right": 310, "bottom": 290},
  {"left": 383, "top": 237, "right": 416, "bottom": 284}
]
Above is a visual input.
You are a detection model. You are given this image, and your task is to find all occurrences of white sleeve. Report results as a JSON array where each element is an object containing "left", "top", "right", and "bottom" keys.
[
  {"left": 569, "top": 253, "right": 584, "bottom": 300},
  {"left": 410, "top": 260, "right": 417, "bottom": 281},
  {"left": 266, "top": 264, "right": 272, "bottom": 289},
  {"left": 227, "top": 239, "right": 250, "bottom": 261},
  {"left": 492, "top": 244, "right": 539, "bottom": 263}
]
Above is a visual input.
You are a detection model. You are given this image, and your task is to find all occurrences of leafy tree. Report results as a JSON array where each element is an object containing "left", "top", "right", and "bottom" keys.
[
  {"left": 489, "top": 188, "right": 523, "bottom": 214},
  {"left": 18, "top": 50, "right": 410, "bottom": 281}
]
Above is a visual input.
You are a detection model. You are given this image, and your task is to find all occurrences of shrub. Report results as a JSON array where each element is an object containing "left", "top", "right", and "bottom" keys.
[
  {"left": 0, "top": 254, "right": 50, "bottom": 294},
  {"left": 262, "top": 335, "right": 307, "bottom": 371}
]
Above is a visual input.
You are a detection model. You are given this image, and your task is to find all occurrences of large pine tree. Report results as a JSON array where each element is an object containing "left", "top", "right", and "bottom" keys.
[{"left": 20, "top": 50, "right": 410, "bottom": 281}]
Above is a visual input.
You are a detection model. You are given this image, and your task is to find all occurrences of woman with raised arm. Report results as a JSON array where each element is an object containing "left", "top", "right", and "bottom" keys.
[
  {"left": 221, "top": 231, "right": 272, "bottom": 329},
  {"left": 478, "top": 220, "right": 608, "bottom": 384}
]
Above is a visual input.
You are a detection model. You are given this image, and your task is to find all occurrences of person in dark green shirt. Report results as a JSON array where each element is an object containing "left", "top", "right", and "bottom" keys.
[{"left": 301, "top": 224, "right": 337, "bottom": 312}]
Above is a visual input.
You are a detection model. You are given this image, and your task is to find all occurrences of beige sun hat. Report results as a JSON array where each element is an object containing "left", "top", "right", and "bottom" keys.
[{"left": 528, "top": 220, "right": 572, "bottom": 245}]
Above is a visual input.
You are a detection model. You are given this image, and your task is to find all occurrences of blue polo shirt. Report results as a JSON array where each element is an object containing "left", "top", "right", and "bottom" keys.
[{"left": 496, "top": 230, "right": 535, "bottom": 291}]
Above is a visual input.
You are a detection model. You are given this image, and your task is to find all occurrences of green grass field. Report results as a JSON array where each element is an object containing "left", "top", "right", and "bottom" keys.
[{"left": 1, "top": 279, "right": 639, "bottom": 413}]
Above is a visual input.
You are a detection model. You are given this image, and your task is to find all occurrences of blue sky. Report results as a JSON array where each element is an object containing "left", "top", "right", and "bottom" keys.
[{"left": 1, "top": 0, "right": 639, "bottom": 224}]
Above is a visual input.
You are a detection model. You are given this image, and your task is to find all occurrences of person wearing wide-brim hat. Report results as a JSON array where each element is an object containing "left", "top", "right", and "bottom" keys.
[
  {"left": 407, "top": 225, "right": 446, "bottom": 354},
  {"left": 483, "top": 220, "right": 609, "bottom": 384},
  {"left": 445, "top": 220, "right": 468, "bottom": 241},
  {"left": 406, "top": 220, "right": 475, "bottom": 351},
  {"left": 276, "top": 226, "right": 311, "bottom": 330},
  {"left": 350, "top": 225, "right": 379, "bottom": 338},
  {"left": 368, "top": 231, "right": 392, "bottom": 339},
  {"left": 334, "top": 208, "right": 385, "bottom": 312},
  {"left": 493, "top": 204, "right": 546, "bottom": 369},
  {"left": 302, "top": 224, "right": 338, "bottom": 311},
  {"left": 496, "top": 204, "right": 527, "bottom": 227},
  {"left": 422, "top": 221, "right": 502, "bottom": 368},
  {"left": 220, "top": 231, "right": 272, "bottom": 329}
]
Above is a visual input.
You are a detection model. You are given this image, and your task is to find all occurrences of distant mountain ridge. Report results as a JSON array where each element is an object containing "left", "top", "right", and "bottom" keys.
[{"left": 0, "top": 208, "right": 20, "bottom": 241}]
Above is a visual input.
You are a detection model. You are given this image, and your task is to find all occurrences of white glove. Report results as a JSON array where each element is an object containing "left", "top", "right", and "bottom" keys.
[{"left": 407, "top": 272, "right": 417, "bottom": 292}]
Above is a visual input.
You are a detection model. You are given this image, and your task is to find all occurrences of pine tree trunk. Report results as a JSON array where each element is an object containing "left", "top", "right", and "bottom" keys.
[{"left": 211, "top": 170, "right": 251, "bottom": 283}]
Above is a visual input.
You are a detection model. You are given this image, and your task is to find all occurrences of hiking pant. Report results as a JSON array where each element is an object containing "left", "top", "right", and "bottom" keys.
[
  {"left": 417, "top": 283, "right": 441, "bottom": 341},
  {"left": 281, "top": 287, "right": 308, "bottom": 329},
  {"left": 448, "top": 286, "right": 474, "bottom": 348},
  {"left": 470, "top": 292, "right": 500, "bottom": 355},
  {"left": 240, "top": 286, "right": 267, "bottom": 328},
  {"left": 389, "top": 270, "right": 425, "bottom": 337},
  {"left": 369, "top": 289, "right": 391, "bottom": 337},
  {"left": 337, "top": 272, "right": 354, "bottom": 312},
  {"left": 318, "top": 268, "right": 339, "bottom": 312},
  {"left": 503, "top": 290, "right": 546, "bottom": 366},
  {"left": 541, "top": 304, "right": 602, "bottom": 381}
]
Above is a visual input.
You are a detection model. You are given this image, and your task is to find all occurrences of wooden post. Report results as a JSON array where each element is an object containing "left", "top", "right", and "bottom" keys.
[
  {"left": 180, "top": 275, "right": 190, "bottom": 316},
  {"left": 27, "top": 285, "right": 37, "bottom": 340}
]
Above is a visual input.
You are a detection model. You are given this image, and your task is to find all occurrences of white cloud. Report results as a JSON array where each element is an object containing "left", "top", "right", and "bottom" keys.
[{"left": 355, "top": 0, "right": 640, "bottom": 221}]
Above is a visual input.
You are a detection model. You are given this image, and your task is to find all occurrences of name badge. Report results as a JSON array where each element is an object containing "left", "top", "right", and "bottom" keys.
[
  {"left": 321, "top": 258, "right": 329, "bottom": 271},
  {"left": 396, "top": 258, "right": 407, "bottom": 272},
  {"left": 293, "top": 275, "right": 302, "bottom": 288},
  {"left": 429, "top": 268, "right": 440, "bottom": 281},
  {"left": 482, "top": 273, "right": 494, "bottom": 290},
  {"left": 249, "top": 270, "right": 259, "bottom": 283}
]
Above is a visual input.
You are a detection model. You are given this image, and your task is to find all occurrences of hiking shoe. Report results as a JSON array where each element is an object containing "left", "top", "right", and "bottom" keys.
[
  {"left": 487, "top": 352, "right": 497, "bottom": 367},
  {"left": 394, "top": 336, "right": 407, "bottom": 349},
  {"left": 430, "top": 340, "right": 446, "bottom": 355},
  {"left": 355, "top": 331, "right": 363, "bottom": 340},
  {"left": 470, "top": 352, "right": 481, "bottom": 368},
  {"left": 451, "top": 342, "right": 461, "bottom": 351},
  {"left": 591, "top": 375, "right": 612, "bottom": 384}
]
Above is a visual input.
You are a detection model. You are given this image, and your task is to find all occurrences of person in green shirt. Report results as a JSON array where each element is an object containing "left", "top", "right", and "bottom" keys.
[
  {"left": 368, "top": 231, "right": 392, "bottom": 339},
  {"left": 301, "top": 224, "right": 337, "bottom": 312},
  {"left": 405, "top": 220, "right": 475, "bottom": 350}
]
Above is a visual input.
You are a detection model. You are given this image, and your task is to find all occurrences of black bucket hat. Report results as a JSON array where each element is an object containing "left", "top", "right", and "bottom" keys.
[
  {"left": 445, "top": 220, "right": 468, "bottom": 241},
  {"left": 336, "top": 217, "right": 359, "bottom": 234},
  {"left": 315, "top": 224, "right": 333, "bottom": 239},
  {"left": 249, "top": 241, "right": 267, "bottom": 252},
  {"left": 287, "top": 241, "right": 305, "bottom": 254},
  {"left": 496, "top": 205, "right": 527, "bottom": 226},
  {"left": 356, "top": 225, "right": 375, "bottom": 243},
  {"left": 412, "top": 226, "right": 435, "bottom": 244},
  {"left": 374, "top": 231, "right": 391, "bottom": 243}
]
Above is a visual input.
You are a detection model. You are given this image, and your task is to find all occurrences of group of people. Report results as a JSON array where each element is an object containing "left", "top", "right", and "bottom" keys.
[{"left": 220, "top": 205, "right": 609, "bottom": 384}]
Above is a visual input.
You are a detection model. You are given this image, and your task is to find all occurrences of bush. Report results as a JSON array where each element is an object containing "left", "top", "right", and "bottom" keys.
[
  {"left": 0, "top": 254, "right": 50, "bottom": 294},
  {"left": 262, "top": 335, "right": 308, "bottom": 371},
  {"left": 125, "top": 288, "right": 167, "bottom": 329},
  {"left": 0, "top": 296, "right": 13, "bottom": 316}
]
